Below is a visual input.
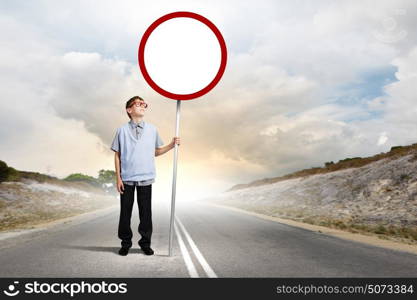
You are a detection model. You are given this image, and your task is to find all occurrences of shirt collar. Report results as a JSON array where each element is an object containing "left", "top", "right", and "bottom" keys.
[{"left": 129, "top": 119, "right": 144, "bottom": 129}]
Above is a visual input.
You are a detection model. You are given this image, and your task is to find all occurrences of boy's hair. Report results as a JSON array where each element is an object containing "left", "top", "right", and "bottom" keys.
[{"left": 125, "top": 96, "right": 144, "bottom": 119}]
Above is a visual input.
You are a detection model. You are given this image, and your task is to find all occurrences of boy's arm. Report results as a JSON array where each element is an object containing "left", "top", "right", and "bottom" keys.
[
  {"left": 114, "top": 151, "right": 125, "bottom": 194},
  {"left": 110, "top": 129, "right": 121, "bottom": 178},
  {"left": 155, "top": 142, "right": 174, "bottom": 156},
  {"left": 155, "top": 137, "right": 180, "bottom": 156},
  {"left": 114, "top": 151, "right": 122, "bottom": 180}
]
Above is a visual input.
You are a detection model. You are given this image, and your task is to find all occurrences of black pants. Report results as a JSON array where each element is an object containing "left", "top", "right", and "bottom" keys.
[{"left": 118, "top": 184, "right": 152, "bottom": 249}]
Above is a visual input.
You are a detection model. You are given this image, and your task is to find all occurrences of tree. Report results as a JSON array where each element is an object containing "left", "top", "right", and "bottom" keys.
[
  {"left": 324, "top": 161, "right": 334, "bottom": 168},
  {"left": 0, "top": 160, "right": 9, "bottom": 182},
  {"left": 97, "top": 169, "right": 116, "bottom": 185},
  {"left": 0, "top": 160, "right": 19, "bottom": 183},
  {"left": 64, "top": 173, "right": 100, "bottom": 187}
]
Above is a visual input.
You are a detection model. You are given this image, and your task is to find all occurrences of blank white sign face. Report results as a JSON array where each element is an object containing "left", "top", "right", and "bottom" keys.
[{"left": 144, "top": 17, "right": 222, "bottom": 95}]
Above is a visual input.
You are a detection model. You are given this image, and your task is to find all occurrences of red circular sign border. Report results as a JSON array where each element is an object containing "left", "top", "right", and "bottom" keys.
[{"left": 138, "top": 11, "right": 227, "bottom": 101}]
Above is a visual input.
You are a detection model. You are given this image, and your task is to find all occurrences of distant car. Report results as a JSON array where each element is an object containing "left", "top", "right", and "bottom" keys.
[{"left": 102, "top": 182, "right": 114, "bottom": 193}]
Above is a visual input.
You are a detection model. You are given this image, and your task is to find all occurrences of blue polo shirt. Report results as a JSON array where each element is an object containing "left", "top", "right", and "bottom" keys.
[{"left": 111, "top": 120, "right": 164, "bottom": 182}]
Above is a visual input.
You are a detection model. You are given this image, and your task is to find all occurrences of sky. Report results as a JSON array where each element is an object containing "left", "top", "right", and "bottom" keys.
[{"left": 1, "top": 0, "right": 417, "bottom": 203}]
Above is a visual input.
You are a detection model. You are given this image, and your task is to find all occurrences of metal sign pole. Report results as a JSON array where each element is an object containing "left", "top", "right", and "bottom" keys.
[{"left": 168, "top": 99, "right": 181, "bottom": 256}]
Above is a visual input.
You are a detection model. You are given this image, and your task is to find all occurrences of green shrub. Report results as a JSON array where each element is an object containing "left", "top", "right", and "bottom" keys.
[
  {"left": 374, "top": 225, "right": 387, "bottom": 234},
  {"left": 64, "top": 173, "right": 100, "bottom": 187},
  {"left": 0, "top": 160, "right": 21, "bottom": 182},
  {"left": 0, "top": 160, "right": 9, "bottom": 182}
]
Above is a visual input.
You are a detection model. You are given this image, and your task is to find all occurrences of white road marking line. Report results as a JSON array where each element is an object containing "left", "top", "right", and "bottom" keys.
[
  {"left": 175, "top": 216, "right": 218, "bottom": 278},
  {"left": 174, "top": 221, "right": 199, "bottom": 278}
]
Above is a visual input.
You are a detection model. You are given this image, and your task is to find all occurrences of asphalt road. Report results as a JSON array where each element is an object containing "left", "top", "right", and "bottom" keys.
[{"left": 0, "top": 200, "right": 416, "bottom": 277}]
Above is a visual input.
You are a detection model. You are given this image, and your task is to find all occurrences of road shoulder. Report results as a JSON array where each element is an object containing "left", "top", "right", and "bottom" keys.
[
  {"left": 0, "top": 204, "right": 119, "bottom": 249},
  {"left": 200, "top": 202, "right": 417, "bottom": 256}
]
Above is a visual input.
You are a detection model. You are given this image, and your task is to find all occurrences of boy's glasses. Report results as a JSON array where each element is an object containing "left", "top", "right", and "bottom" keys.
[{"left": 129, "top": 101, "right": 148, "bottom": 108}]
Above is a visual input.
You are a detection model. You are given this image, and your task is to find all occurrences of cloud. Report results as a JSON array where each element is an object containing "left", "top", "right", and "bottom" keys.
[
  {"left": 1, "top": 0, "right": 417, "bottom": 196},
  {"left": 378, "top": 132, "right": 388, "bottom": 146},
  {"left": 0, "top": 15, "right": 112, "bottom": 178},
  {"left": 368, "top": 45, "right": 417, "bottom": 146}
]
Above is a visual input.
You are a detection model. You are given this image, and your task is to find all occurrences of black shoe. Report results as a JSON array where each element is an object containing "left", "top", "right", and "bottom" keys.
[
  {"left": 141, "top": 246, "right": 154, "bottom": 255},
  {"left": 119, "top": 247, "right": 130, "bottom": 256}
]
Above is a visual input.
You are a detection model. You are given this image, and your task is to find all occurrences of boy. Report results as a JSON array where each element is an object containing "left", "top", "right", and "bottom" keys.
[{"left": 110, "top": 96, "right": 180, "bottom": 256}]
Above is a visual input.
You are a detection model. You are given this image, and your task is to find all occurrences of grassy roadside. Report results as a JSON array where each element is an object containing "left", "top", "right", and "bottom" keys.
[
  {"left": 212, "top": 202, "right": 417, "bottom": 246},
  {"left": 0, "top": 182, "right": 116, "bottom": 232},
  {"left": 228, "top": 143, "right": 417, "bottom": 192},
  {"left": 0, "top": 208, "right": 84, "bottom": 232}
]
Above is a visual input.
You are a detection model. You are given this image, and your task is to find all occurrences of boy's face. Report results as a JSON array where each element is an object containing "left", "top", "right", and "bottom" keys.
[{"left": 127, "top": 99, "right": 147, "bottom": 118}]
